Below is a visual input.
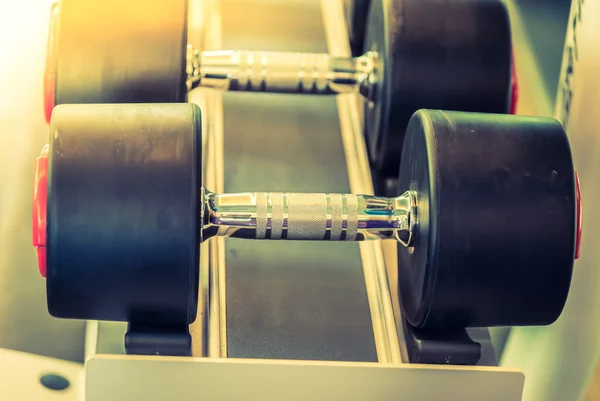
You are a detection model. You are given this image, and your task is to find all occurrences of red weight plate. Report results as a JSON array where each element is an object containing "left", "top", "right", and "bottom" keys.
[{"left": 33, "top": 145, "right": 49, "bottom": 277}]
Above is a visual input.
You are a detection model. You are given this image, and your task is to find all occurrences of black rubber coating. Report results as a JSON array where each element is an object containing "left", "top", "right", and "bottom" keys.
[
  {"left": 397, "top": 110, "right": 576, "bottom": 329},
  {"left": 125, "top": 322, "right": 192, "bottom": 356},
  {"left": 46, "top": 104, "right": 202, "bottom": 325},
  {"left": 402, "top": 318, "right": 482, "bottom": 365},
  {"left": 364, "top": 0, "right": 512, "bottom": 180},
  {"left": 54, "top": 0, "right": 188, "bottom": 105},
  {"left": 345, "top": 0, "right": 371, "bottom": 57}
]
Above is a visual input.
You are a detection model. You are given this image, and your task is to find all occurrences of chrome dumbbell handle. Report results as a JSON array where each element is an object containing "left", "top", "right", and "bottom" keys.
[
  {"left": 187, "top": 48, "right": 374, "bottom": 96},
  {"left": 201, "top": 189, "right": 416, "bottom": 246}
]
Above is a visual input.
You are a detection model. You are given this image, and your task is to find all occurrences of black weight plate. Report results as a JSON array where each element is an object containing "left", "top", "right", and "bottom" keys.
[
  {"left": 53, "top": 0, "right": 188, "bottom": 106},
  {"left": 397, "top": 110, "right": 576, "bottom": 329},
  {"left": 46, "top": 104, "right": 202, "bottom": 325},
  {"left": 345, "top": 0, "right": 371, "bottom": 56},
  {"left": 364, "top": 0, "right": 512, "bottom": 180}
]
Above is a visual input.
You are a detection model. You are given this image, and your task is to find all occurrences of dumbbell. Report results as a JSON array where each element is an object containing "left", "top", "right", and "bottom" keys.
[
  {"left": 44, "top": 0, "right": 513, "bottom": 180},
  {"left": 32, "top": 103, "right": 581, "bottom": 331}
]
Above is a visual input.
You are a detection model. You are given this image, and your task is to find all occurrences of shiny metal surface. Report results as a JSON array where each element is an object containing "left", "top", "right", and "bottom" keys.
[
  {"left": 188, "top": 49, "right": 373, "bottom": 95},
  {"left": 202, "top": 189, "right": 415, "bottom": 243}
]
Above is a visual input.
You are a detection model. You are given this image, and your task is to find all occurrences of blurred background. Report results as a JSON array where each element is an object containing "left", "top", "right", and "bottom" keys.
[{"left": 0, "top": 0, "right": 86, "bottom": 363}]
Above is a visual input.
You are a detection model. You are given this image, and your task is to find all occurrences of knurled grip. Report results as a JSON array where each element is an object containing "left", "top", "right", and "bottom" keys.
[
  {"left": 254, "top": 193, "right": 359, "bottom": 240},
  {"left": 231, "top": 51, "right": 333, "bottom": 94}
]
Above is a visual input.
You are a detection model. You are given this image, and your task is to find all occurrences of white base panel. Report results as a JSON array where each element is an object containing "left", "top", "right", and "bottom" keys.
[
  {"left": 85, "top": 354, "right": 524, "bottom": 401},
  {"left": 0, "top": 348, "right": 83, "bottom": 401}
]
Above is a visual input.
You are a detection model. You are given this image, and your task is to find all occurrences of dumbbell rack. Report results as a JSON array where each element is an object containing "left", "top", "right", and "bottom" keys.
[{"left": 81, "top": 1, "right": 525, "bottom": 400}]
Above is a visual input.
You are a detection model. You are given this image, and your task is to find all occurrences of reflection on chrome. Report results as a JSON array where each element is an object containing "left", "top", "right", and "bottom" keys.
[
  {"left": 199, "top": 188, "right": 417, "bottom": 246},
  {"left": 187, "top": 47, "right": 375, "bottom": 95}
]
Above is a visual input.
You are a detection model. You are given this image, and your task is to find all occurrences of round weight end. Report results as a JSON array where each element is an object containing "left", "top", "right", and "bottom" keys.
[
  {"left": 46, "top": 103, "right": 202, "bottom": 324},
  {"left": 395, "top": 110, "right": 438, "bottom": 328},
  {"left": 53, "top": 0, "right": 189, "bottom": 106},
  {"left": 365, "top": 0, "right": 513, "bottom": 180},
  {"left": 398, "top": 110, "right": 577, "bottom": 329},
  {"left": 33, "top": 145, "right": 49, "bottom": 278}
]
